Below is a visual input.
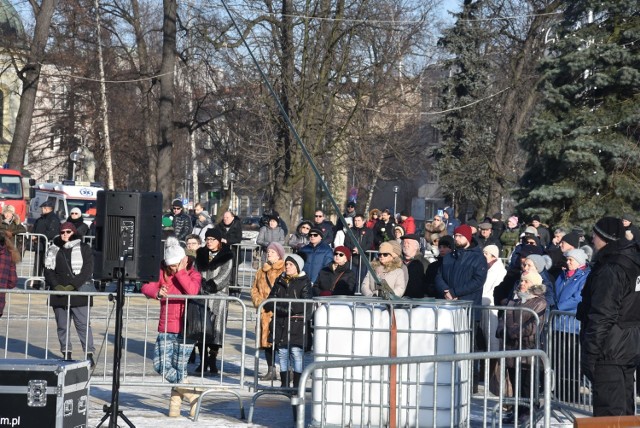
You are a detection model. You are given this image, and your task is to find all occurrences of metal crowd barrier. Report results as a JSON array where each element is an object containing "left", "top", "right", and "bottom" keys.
[
  {"left": 249, "top": 297, "right": 472, "bottom": 424},
  {"left": 14, "top": 232, "right": 49, "bottom": 280},
  {"left": 0, "top": 289, "right": 248, "bottom": 393},
  {"left": 294, "top": 350, "right": 552, "bottom": 428}
]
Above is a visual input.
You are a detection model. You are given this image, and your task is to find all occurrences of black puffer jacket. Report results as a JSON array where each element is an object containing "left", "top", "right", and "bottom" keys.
[
  {"left": 313, "top": 263, "right": 356, "bottom": 296},
  {"left": 172, "top": 213, "right": 192, "bottom": 241},
  {"left": 577, "top": 239, "right": 640, "bottom": 381},
  {"left": 268, "top": 272, "right": 312, "bottom": 348}
]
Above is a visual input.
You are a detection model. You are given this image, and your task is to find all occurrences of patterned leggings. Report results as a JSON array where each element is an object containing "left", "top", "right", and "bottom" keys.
[{"left": 153, "top": 333, "right": 194, "bottom": 384}]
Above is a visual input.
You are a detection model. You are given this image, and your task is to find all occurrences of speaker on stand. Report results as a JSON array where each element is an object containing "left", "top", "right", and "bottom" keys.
[{"left": 93, "top": 191, "right": 163, "bottom": 428}]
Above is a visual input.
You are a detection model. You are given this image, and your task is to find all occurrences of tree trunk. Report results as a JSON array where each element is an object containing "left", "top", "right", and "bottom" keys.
[
  {"left": 156, "top": 0, "right": 177, "bottom": 205},
  {"left": 7, "top": 0, "right": 58, "bottom": 170}
]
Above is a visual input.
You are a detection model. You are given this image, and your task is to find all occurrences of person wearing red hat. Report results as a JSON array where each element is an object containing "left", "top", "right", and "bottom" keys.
[
  {"left": 313, "top": 245, "right": 357, "bottom": 296},
  {"left": 44, "top": 221, "right": 95, "bottom": 367},
  {"left": 577, "top": 217, "right": 640, "bottom": 417}
]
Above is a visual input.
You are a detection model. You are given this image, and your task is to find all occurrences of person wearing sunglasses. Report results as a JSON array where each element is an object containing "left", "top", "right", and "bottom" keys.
[
  {"left": 64, "top": 207, "right": 89, "bottom": 238},
  {"left": 312, "top": 210, "right": 335, "bottom": 246},
  {"left": 287, "top": 220, "right": 313, "bottom": 252},
  {"left": 298, "top": 227, "right": 333, "bottom": 285},
  {"left": 44, "top": 222, "right": 95, "bottom": 366},
  {"left": 361, "top": 240, "right": 408, "bottom": 298},
  {"left": 169, "top": 199, "right": 193, "bottom": 241},
  {"left": 313, "top": 246, "right": 356, "bottom": 296}
]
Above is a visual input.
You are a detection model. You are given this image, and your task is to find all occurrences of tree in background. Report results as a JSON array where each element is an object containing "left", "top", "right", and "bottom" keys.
[{"left": 518, "top": 0, "right": 640, "bottom": 228}]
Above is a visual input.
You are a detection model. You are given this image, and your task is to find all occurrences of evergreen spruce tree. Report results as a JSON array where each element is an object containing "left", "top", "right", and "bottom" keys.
[{"left": 518, "top": 0, "right": 640, "bottom": 228}]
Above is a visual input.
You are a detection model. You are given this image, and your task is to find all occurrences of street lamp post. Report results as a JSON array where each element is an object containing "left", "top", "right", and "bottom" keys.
[{"left": 393, "top": 185, "right": 399, "bottom": 215}]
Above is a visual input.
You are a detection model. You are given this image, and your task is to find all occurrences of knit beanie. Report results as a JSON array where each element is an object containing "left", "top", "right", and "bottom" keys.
[
  {"left": 333, "top": 245, "right": 352, "bottom": 262},
  {"left": 60, "top": 222, "right": 77, "bottom": 233},
  {"left": 453, "top": 224, "right": 473, "bottom": 243},
  {"left": 205, "top": 228, "right": 222, "bottom": 241},
  {"left": 593, "top": 217, "right": 626, "bottom": 242},
  {"left": 521, "top": 271, "right": 543, "bottom": 286},
  {"left": 483, "top": 244, "right": 500, "bottom": 260},
  {"left": 566, "top": 249, "right": 588, "bottom": 266},
  {"left": 526, "top": 254, "right": 551, "bottom": 273},
  {"left": 164, "top": 236, "right": 185, "bottom": 265},
  {"left": 286, "top": 254, "right": 305, "bottom": 273},
  {"left": 524, "top": 226, "right": 539, "bottom": 237},
  {"left": 267, "top": 242, "right": 286, "bottom": 260},
  {"left": 560, "top": 232, "right": 580, "bottom": 249},
  {"left": 379, "top": 240, "right": 402, "bottom": 258}
]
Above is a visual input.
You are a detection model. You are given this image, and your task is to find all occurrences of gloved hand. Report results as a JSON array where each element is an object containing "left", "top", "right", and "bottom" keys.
[{"left": 54, "top": 284, "right": 75, "bottom": 291}]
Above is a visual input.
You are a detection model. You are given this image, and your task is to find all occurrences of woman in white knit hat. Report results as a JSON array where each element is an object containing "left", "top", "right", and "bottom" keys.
[{"left": 141, "top": 237, "right": 202, "bottom": 417}]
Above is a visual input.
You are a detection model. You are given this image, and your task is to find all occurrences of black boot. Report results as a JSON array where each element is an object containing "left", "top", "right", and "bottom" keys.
[
  {"left": 193, "top": 343, "right": 205, "bottom": 373},
  {"left": 280, "top": 371, "right": 290, "bottom": 388},
  {"left": 260, "top": 366, "right": 278, "bottom": 381},
  {"left": 188, "top": 347, "right": 197, "bottom": 364},
  {"left": 87, "top": 353, "right": 95, "bottom": 368},
  {"left": 209, "top": 345, "right": 219, "bottom": 375},
  {"left": 64, "top": 352, "right": 72, "bottom": 361}
]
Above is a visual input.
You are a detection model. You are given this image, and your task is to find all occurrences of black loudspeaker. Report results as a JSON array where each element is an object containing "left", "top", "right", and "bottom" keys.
[{"left": 93, "top": 191, "right": 163, "bottom": 282}]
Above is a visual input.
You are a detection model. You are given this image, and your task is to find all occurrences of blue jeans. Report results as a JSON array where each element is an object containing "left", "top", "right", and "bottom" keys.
[
  {"left": 153, "top": 333, "right": 194, "bottom": 383},
  {"left": 277, "top": 346, "right": 303, "bottom": 373}
]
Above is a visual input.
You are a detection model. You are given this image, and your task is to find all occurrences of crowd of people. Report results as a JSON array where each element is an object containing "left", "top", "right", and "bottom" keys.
[{"left": 3, "top": 195, "right": 639, "bottom": 420}]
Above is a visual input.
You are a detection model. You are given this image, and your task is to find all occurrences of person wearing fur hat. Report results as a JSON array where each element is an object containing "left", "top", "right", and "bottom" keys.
[
  {"left": 266, "top": 254, "right": 312, "bottom": 393},
  {"left": 257, "top": 214, "right": 286, "bottom": 255},
  {"left": 435, "top": 224, "right": 488, "bottom": 307},
  {"left": 577, "top": 217, "right": 640, "bottom": 416},
  {"left": 313, "top": 245, "right": 357, "bottom": 296},
  {"left": 193, "top": 228, "right": 234, "bottom": 376},
  {"left": 44, "top": 222, "right": 96, "bottom": 366},
  {"left": 287, "top": 220, "right": 313, "bottom": 252},
  {"left": 361, "top": 240, "right": 408, "bottom": 297},
  {"left": 251, "top": 242, "right": 286, "bottom": 381},
  {"left": 141, "top": 237, "right": 202, "bottom": 417},
  {"left": 550, "top": 248, "right": 590, "bottom": 402},
  {"left": 192, "top": 210, "right": 215, "bottom": 242},
  {"left": 496, "top": 271, "right": 547, "bottom": 424},
  {"left": 424, "top": 214, "right": 447, "bottom": 240}
]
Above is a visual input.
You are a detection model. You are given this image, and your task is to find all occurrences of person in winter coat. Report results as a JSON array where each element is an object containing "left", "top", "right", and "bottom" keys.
[
  {"left": 500, "top": 216, "right": 521, "bottom": 259},
  {"left": 401, "top": 234, "right": 429, "bottom": 298},
  {"left": 192, "top": 210, "right": 215, "bottom": 242},
  {"left": 481, "top": 245, "right": 507, "bottom": 352},
  {"left": 361, "top": 240, "right": 408, "bottom": 297},
  {"left": 141, "top": 237, "right": 202, "bottom": 417},
  {"left": 577, "top": 217, "right": 640, "bottom": 417},
  {"left": 257, "top": 215, "right": 286, "bottom": 254},
  {"left": 398, "top": 211, "right": 416, "bottom": 234},
  {"left": 251, "top": 242, "right": 286, "bottom": 381},
  {"left": 267, "top": 254, "right": 312, "bottom": 389},
  {"left": 218, "top": 211, "right": 243, "bottom": 247},
  {"left": 442, "top": 206, "right": 460, "bottom": 236},
  {"left": 435, "top": 224, "right": 488, "bottom": 308},
  {"left": 373, "top": 209, "right": 397, "bottom": 247},
  {"left": 44, "top": 222, "right": 95, "bottom": 365},
  {"left": 366, "top": 209, "right": 381, "bottom": 230},
  {"left": 496, "top": 271, "right": 547, "bottom": 424},
  {"left": 0, "top": 205, "right": 26, "bottom": 252},
  {"left": 65, "top": 207, "right": 89, "bottom": 238},
  {"left": 522, "top": 254, "right": 555, "bottom": 305},
  {"left": 32, "top": 200, "right": 60, "bottom": 276},
  {"left": 343, "top": 214, "right": 374, "bottom": 286},
  {"left": 393, "top": 225, "right": 405, "bottom": 244},
  {"left": 298, "top": 228, "right": 333, "bottom": 284},
  {"left": 0, "top": 230, "right": 19, "bottom": 318},
  {"left": 170, "top": 199, "right": 193, "bottom": 241},
  {"left": 312, "top": 210, "right": 335, "bottom": 246},
  {"left": 194, "top": 228, "right": 234, "bottom": 375},
  {"left": 425, "top": 215, "right": 448, "bottom": 240},
  {"left": 551, "top": 248, "right": 590, "bottom": 403},
  {"left": 425, "top": 236, "right": 454, "bottom": 298},
  {"left": 286, "top": 220, "right": 312, "bottom": 252},
  {"left": 313, "top": 245, "right": 357, "bottom": 296}
]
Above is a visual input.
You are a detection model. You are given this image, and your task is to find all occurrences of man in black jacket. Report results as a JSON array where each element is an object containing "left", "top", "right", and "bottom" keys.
[
  {"left": 170, "top": 199, "right": 192, "bottom": 241},
  {"left": 577, "top": 217, "right": 640, "bottom": 416},
  {"left": 401, "top": 234, "right": 429, "bottom": 298},
  {"left": 424, "top": 235, "right": 454, "bottom": 298},
  {"left": 344, "top": 214, "right": 374, "bottom": 286},
  {"left": 218, "top": 211, "right": 243, "bottom": 294}
]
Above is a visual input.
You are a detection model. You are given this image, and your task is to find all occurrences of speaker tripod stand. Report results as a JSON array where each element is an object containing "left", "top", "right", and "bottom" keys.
[{"left": 96, "top": 263, "right": 135, "bottom": 428}]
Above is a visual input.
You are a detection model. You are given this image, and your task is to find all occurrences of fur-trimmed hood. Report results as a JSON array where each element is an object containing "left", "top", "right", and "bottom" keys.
[
  {"left": 195, "top": 244, "right": 233, "bottom": 271},
  {"left": 371, "top": 255, "right": 404, "bottom": 272}
]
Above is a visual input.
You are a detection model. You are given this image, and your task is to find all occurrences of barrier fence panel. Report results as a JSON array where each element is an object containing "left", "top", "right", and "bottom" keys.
[
  {"left": 232, "top": 244, "right": 261, "bottom": 293},
  {"left": 546, "top": 310, "right": 593, "bottom": 415},
  {"left": 249, "top": 297, "right": 472, "bottom": 425},
  {"left": 293, "top": 350, "right": 552, "bottom": 428},
  {"left": 0, "top": 289, "right": 249, "bottom": 393},
  {"left": 14, "top": 232, "right": 49, "bottom": 281}
]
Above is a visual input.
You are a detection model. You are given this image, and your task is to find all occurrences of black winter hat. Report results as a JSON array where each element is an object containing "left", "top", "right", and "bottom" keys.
[
  {"left": 593, "top": 217, "right": 626, "bottom": 243},
  {"left": 205, "top": 228, "right": 222, "bottom": 241},
  {"left": 492, "top": 212, "right": 502, "bottom": 220},
  {"left": 438, "top": 235, "right": 454, "bottom": 249},
  {"left": 622, "top": 213, "right": 635, "bottom": 223},
  {"left": 532, "top": 215, "right": 541, "bottom": 222},
  {"left": 561, "top": 232, "right": 580, "bottom": 249},
  {"left": 171, "top": 198, "right": 183, "bottom": 208}
]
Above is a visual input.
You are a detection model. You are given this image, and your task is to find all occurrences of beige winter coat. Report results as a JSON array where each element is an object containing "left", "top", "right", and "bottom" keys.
[{"left": 361, "top": 257, "right": 408, "bottom": 297}]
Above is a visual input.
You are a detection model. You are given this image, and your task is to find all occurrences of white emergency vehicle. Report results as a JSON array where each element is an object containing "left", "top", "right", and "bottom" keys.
[{"left": 28, "top": 181, "right": 103, "bottom": 226}]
